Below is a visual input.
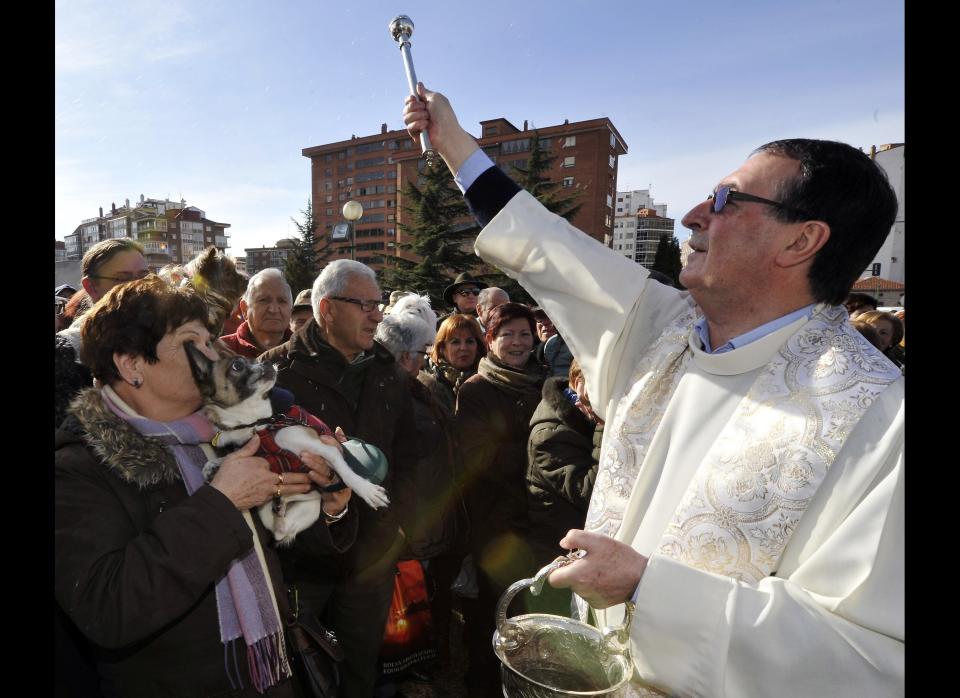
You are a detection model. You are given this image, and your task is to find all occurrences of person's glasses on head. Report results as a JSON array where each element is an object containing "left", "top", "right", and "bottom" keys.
[
  {"left": 87, "top": 269, "right": 151, "bottom": 283},
  {"left": 708, "top": 185, "right": 810, "bottom": 218},
  {"left": 330, "top": 296, "right": 382, "bottom": 313},
  {"left": 456, "top": 287, "right": 481, "bottom": 297}
]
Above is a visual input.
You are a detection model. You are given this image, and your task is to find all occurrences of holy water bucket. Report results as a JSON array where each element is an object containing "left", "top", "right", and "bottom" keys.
[{"left": 492, "top": 553, "right": 635, "bottom": 697}]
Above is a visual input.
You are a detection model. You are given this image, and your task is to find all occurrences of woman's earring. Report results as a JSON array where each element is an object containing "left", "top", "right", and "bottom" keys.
[{"left": 132, "top": 377, "right": 142, "bottom": 389}]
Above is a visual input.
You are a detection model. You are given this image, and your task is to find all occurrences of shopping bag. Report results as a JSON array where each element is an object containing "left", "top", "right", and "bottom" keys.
[{"left": 379, "top": 559, "right": 438, "bottom": 677}]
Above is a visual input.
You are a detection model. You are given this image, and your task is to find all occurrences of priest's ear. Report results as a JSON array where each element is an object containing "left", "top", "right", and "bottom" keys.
[{"left": 776, "top": 220, "right": 830, "bottom": 269}]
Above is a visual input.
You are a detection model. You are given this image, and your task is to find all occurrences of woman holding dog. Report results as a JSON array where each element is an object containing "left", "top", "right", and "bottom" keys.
[
  {"left": 54, "top": 276, "right": 354, "bottom": 697},
  {"left": 453, "top": 301, "right": 547, "bottom": 698}
]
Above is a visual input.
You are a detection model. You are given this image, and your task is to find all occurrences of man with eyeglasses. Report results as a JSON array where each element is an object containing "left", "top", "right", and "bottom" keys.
[
  {"left": 57, "top": 238, "right": 149, "bottom": 405},
  {"left": 403, "top": 86, "right": 903, "bottom": 697},
  {"left": 260, "top": 259, "right": 419, "bottom": 698}
]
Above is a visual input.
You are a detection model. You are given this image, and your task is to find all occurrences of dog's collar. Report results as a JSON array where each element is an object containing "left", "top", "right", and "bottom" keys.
[{"left": 211, "top": 412, "right": 305, "bottom": 448}]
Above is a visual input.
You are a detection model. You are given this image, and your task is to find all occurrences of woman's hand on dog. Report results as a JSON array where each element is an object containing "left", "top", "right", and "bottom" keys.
[
  {"left": 211, "top": 434, "right": 312, "bottom": 511},
  {"left": 302, "top": 430, "right": 352, "bottom": 517}
]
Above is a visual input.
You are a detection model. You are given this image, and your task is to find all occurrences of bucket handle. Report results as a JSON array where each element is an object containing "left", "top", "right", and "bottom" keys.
[{"left": 494, "top": 551, "right": 636, "bottom": 655}]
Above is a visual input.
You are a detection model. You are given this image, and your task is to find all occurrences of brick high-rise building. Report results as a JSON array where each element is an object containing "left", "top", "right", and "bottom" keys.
[
  {"left": 63, "top": 195, "right": 231, "bottom": 270},
  {"left": 302, "top": 116, "right": 627, "bottom": 271}
]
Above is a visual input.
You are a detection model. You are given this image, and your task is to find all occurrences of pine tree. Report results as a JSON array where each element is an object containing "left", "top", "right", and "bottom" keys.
[
  {"left": 283, "top": 199, "right": 332, "bottom": 293},
  {"left": 509, "top": 131, "right": 583, "bottom": 222},
  {"left": 380, "top": 163, "right": 479, "bottom": 307},
  {"left": 652, "top": 233, "right": 684, "bottom": 287}
]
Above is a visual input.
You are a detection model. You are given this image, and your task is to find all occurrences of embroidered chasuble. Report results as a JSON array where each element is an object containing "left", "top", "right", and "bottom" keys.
[{"left": 581, "top": 305, "right": 900, "bottom": 696}]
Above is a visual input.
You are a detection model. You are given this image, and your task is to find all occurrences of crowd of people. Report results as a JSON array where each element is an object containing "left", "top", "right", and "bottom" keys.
[
  {"left": 54, "top": 241, "right": 601, "bottom": 698},
  {"left": 55, "top": 87, "right": 904, "bottom": 698}
]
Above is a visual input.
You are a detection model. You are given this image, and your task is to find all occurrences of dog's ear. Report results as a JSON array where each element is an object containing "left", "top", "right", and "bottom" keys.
[{"left": 183, "top": 341, "right": 216, "bottom": 396}]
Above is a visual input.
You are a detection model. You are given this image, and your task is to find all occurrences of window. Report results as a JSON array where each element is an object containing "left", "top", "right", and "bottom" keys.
[
  {"left": 326, "top": 208, "right": 333, "bottom": 216},
  {"left": 610, "top": 133, "right": 616, "bottom": 148},
  {"left": 325, "top": 195, "right": 333, "bottom": 203},
  {"left": 607, "top": 194, "right": 613, "bottom": 208},
  {"left": 563, "top": 135, "right": 576, "bottom": 147},
  {"left": 483, "top": 126, "right": 498, "bottom": 137},
  {"left": 502, "top": 139, "right": 531, "bottom": 155},
  {"left": 563, "top": 156, "right": 576, "bottom": 168},
  {"left": 609, "top": 154, "right": 616, "bottom": 168},
  {"left": 562, "top": 176, "right": 574, "bottom": 188}
]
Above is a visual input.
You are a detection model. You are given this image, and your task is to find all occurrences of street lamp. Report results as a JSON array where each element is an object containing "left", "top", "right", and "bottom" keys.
[
  {"left": 331, "top": 200, "right": 364, "bottom": 260},
  {"left": 343, "top": 200, "right": 364, "bottom": 261}
]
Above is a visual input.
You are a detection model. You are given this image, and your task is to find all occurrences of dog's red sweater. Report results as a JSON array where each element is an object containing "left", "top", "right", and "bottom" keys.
[{"left": 255, "top": 405, "right": 334, "bottom": 474}]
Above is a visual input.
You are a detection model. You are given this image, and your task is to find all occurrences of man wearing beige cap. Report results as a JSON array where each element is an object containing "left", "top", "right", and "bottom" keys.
[{"left": 290, "top": 289, "right": 314, "bottom": 334}]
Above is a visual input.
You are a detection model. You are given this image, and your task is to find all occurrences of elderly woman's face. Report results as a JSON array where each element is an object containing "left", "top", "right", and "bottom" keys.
[
  {"left": 139, "top": 320, "right": 217, "bottom": 408},
  {"left": 443, "top": 328, "right": 479, "bottom": 370},
  {"left": 488, "top": 318, "right": 534, "bottom": 369}
]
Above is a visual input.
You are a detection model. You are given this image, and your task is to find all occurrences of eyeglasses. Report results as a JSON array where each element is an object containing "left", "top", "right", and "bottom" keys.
[
  {"left": 86, "top": 269, "right": 151, "bottom": 283},
  {"left": 708, "top": 185, "right": 810, "bottom": 218},
  {"left": 456, "top": 288, "right": 481, "bottom": 297},
  {"left": 330, "top": 296, "right": 382, "bottom": 313}
]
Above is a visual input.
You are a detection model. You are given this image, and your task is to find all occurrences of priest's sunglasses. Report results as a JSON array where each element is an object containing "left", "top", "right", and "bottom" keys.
[{"left": 708, "top": 185, "right": 811, "bottom": 218}]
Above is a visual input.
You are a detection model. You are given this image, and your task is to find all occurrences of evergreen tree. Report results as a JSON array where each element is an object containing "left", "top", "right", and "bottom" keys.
[
  {"left": 380, "top": 163, "right": 479, "bottom": 307},
  {"left": 283, "top": 199, "right": 333, "bottom": 293},
  {"left": 651, "top": 233, "right": 683, "bottom": 287},
  {"left": 510, "top": 131, "right": 583, "bottom": 222}
]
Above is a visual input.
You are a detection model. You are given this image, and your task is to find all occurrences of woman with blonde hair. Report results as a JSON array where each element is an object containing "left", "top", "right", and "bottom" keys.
[{"left": 420, "top": 313, "right": 486, "bottom": 417}]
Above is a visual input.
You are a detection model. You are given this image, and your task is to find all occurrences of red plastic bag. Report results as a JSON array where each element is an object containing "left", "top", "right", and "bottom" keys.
[{"left": 380, "top": 559, "right": 438, "bottom": 676}]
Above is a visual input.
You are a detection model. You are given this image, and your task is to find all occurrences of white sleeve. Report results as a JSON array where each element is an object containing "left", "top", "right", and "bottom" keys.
[
  {"left": 474, "top": 190, "right": 693, "bottom": 420},
  {"left": 627, "top": 420, "right": 904, "bottom": 697}
]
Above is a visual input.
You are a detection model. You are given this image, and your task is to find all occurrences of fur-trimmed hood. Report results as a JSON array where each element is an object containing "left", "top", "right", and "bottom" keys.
[
  {"left": 65, "top": 387, "right": 181, "bottom": 489},
  {"left": 529, "top": 376, "right": 594, "bottom": 436}
]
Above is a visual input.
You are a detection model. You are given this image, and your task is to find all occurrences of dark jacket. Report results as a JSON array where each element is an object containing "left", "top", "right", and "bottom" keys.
[
  {"left": 454, "top": 359, "right": 543, "bottom": 551},
  {"left": 526, "top": 377, "right": 600, "bottom": 560},
  {"left": 55, "top": 332, "right": 92, "bottom": 428},
  {"left": 220, "top": 320, "right": 291, "bottom": 359},
  {"left": 54, "top": 388, "right": 352, "bottom": 697},
  {"left": 418, "top": 357, "right": 474, "bottom": 419},
  {"left": 405, "top": 376, "right": 468, "bottom": 560},
  {"left": 260, "top": 318, "right": 419, "bottom": 584}
]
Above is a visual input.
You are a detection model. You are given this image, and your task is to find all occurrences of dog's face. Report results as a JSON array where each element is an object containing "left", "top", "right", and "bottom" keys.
[{"left": 184, "top": 343, "right": 277, "bottom": 425}]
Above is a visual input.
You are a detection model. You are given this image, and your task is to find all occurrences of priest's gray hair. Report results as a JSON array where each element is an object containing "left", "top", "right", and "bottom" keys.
[
  {"left": 375, "top": 312, "right": 436, "bottom": 360},
  {"left": 244, "top": 268, "right": 292, "bottom": 304}
]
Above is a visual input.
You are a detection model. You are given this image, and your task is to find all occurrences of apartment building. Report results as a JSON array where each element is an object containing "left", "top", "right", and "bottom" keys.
[
  {"left": 302, "top": 115, "right": 627, "bottom": 270},
  {"left": 62, "top": 195, "right": 231, "bottom": 270}
]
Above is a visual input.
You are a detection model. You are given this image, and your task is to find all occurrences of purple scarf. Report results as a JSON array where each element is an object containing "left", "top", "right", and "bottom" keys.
[{"left": 101, "top": 389, "right": 291, "bottom": 693}]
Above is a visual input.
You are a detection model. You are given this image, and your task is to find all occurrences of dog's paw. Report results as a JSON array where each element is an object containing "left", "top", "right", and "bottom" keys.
[
  {"left": 201, "top": 459, "right": 223, "bottom": 483},
  {"left": 353, "top": 480, "right": 390, "bottom": 509}
]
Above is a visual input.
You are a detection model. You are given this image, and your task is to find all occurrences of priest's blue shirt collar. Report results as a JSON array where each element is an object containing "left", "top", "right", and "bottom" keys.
[{"left": 694, "top": 304, "right": 816, "bottom": 354}]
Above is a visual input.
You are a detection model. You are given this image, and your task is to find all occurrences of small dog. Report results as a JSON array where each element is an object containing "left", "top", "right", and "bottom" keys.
[{"left": 184, "top": 343, "right": 389, "bottom": 545}]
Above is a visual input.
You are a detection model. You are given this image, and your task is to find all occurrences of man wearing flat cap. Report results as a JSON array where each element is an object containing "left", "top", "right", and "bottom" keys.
[{"left": 290, "top": 289, "right": 314, "bottom": 334}]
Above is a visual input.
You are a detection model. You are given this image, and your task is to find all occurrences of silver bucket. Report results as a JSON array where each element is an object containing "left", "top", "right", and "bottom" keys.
[{"left": 492, "top": 554, "right": 635, "bottom": 697}]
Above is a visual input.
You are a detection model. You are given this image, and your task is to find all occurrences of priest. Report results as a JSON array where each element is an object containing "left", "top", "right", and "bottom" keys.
[{"left": 402, "top": 84, "right": 903, "bottom": 697}]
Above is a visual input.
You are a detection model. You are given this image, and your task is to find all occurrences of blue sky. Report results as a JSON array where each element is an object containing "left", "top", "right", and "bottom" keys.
[{"left": 56, "top": 0, "right": 904, "bottom": 252}]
